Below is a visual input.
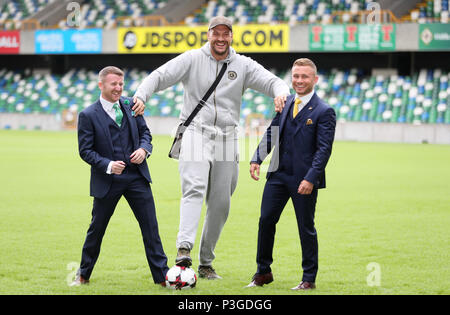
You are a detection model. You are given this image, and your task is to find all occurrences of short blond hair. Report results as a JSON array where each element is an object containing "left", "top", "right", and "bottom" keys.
[
  {"left": 98, "top": 66, "right": 124, "bottom": 82},
  {"left": 292, "top": 58, "right": 317, "bottom": 75}
]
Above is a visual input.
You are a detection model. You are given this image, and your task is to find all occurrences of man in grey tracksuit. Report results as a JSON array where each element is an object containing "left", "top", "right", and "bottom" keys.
[{"left": 133, "top": 16, "right": 290, "bottom": 279}]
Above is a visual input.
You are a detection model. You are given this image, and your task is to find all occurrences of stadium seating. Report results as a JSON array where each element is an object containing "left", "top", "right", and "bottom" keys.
[
  {"left": 0, "top": 0, "right": 169, "bottom": 29},
  {"left": 2, "top": 0, "right": 448, "bottom": 30},
  {"left": 184, "top": 0, "right": 450, "bottom": 25},
  {"left": 1, "top": 67, "right": 449, "bottom": 124},
  {"left": 59, "top": 0, "right": 169, "bottom": 29},
  {"left": 409, "top": 0, "right": 450, "bottom": 24},
  {"left": 0, "top": 0, "right": 54, "bottom": 29},
  {"left": 185, "top": 0, "right": 381, "bottom": 26},
  {"left": 322, "top": 68, "right": 450, "bottom": 124},
  {"left": 0, "top": 1, "right": 448, "bottom": 125}
]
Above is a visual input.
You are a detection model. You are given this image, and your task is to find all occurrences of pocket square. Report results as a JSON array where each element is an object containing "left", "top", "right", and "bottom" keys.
[{"left": 306, "top": 118, "right": 313, "bottom": 125}]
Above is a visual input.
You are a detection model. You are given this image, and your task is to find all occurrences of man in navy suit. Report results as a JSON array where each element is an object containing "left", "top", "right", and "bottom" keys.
[
  {"left": 246, "top": 58, "right": 336, "bottom": 290},
  {"left": 71, "top": 66, "right": 169, "bottom": 287}
]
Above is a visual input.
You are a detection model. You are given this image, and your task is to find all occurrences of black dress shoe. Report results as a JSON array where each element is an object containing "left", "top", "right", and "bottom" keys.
[
  {"left": 291, "top": 281, "right": 316, "bottom": 290},
  {"left": 246, "top": 272, "right": 273, "bottom": 287}
]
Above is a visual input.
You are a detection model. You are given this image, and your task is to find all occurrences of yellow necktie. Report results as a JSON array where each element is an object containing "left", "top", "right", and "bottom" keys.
[{"left": 293, "top": 98, "right": 302, "bottom": 118}]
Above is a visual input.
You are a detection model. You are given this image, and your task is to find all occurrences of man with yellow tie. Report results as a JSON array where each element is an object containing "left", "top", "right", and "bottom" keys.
[{"left": 247, "top": 58, "right": 336, "bottom": 290}]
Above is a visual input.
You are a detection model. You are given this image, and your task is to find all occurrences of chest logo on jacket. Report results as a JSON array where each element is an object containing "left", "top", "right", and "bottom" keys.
[{"left": 228, "top": 71, "right": 237, "bottom": 80}]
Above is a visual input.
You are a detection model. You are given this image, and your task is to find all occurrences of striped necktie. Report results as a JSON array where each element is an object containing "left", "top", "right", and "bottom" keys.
[
  {"left": 113, "top": 102, "right": 123, "bottom": 127},
  {"left": 293, "top": 98, "right": 302, "bottom": 118}
]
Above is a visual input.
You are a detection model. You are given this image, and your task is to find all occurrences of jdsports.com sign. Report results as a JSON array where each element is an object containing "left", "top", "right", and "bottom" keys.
[{"left": 118, "top": 25, "right": 289, "bottom": 53}]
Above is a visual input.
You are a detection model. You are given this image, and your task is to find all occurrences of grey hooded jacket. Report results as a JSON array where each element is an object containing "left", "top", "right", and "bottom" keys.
[{"left": 134, "top": 42, "right": 290, "bottom": 133}]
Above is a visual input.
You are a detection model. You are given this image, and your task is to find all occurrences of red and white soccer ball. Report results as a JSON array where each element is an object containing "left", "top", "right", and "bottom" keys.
[{"left": 165, "top": 265, "right": 197, "bottom": 290}]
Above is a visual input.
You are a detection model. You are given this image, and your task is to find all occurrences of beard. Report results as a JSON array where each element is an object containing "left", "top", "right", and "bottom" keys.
[{"left": 211, "top": 41, "right": 230, "bottom": 57}]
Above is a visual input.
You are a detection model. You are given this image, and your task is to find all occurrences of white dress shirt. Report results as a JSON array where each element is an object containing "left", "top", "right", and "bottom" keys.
[
  {"left": 99, "top": 96, "right": 149, "bottom": 174},
  {"left": 100, "top": 95, "right": 119, "bottom": 122}
]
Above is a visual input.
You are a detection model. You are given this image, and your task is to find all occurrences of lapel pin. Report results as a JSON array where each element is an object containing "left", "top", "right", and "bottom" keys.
[{"left": 306, "top": 118, "right": 313, "bottom": 125}]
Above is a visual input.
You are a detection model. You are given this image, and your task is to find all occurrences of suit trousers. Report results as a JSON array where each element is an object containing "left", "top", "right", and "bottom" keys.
[
  {"left": 79, "top": 168, "right": 168, "bottom": 283},
  {"left": 256, "top": 171, "right": 318, "bottom": 282}
]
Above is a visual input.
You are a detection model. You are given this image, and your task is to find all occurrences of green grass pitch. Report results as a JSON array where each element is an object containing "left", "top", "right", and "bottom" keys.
[{"left": 0, "top": 130, "right": 449, "bottom": 295}]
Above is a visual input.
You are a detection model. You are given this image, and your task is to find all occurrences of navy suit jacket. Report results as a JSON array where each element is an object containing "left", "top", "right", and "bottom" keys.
[
  {"left": 252, "top": 93, "right": 336, "bottom": 189},
  {"left": 77, "top": 96, "right": 153, "bottom": 198}
]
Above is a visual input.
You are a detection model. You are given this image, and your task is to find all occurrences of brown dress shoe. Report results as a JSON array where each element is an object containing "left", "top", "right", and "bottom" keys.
[
  {"left": 159, "top": 281, "right": 167, "bottom": 287},
  {"left": 69, "top": 275, "right": 89, "bottom": 287},
  {"left": 246, "top": 272, "right": 274, "bottom": 287},
  {"left": 291, "top": 281, "right": 316, "bottom": 290}
]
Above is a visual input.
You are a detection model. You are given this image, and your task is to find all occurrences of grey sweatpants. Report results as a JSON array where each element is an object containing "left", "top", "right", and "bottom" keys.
[{"left": 176, "top": 126, "right": 239, "bottom": 266}]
